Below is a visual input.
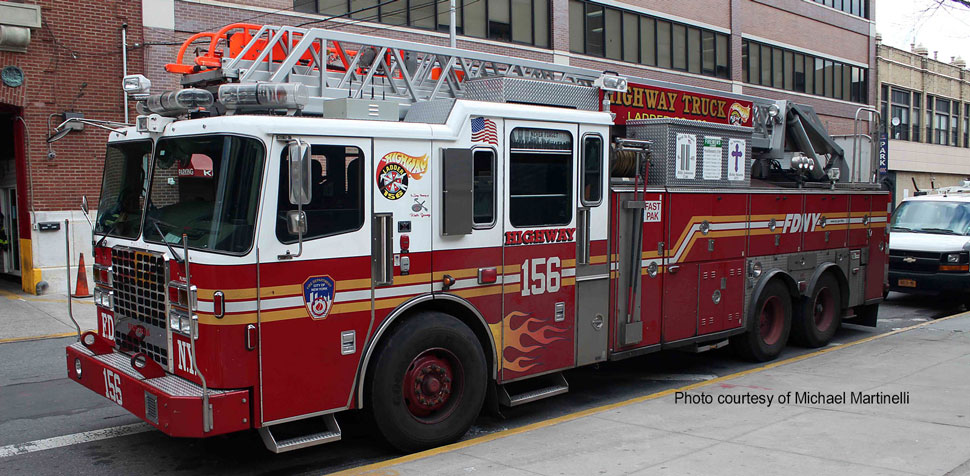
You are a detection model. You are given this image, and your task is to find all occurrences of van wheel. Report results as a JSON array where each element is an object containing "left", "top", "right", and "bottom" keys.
[
  {"left": 368, "top": 311, "right": 486, "bottom": 453},
  {"left": 731, "top": 279, "right": 792, "bottom": 362},
  {"left": 792, "top": 273, "right": 842, "bottom": 347}
]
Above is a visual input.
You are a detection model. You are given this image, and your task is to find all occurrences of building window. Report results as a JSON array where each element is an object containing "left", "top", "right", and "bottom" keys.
[
  {"left": 963, "top": 103, "right": 970, "bottom": 149},
  {"left": 912, "top": 92, "right": 920, "bottom": 143},
  {"left": 297, "top": 0, "right": 549, "bottom": 47},
  {"left": 952, "top": 100, "right": 960, "bottom": 147},
  {"left": 569, "top": 1, "right": 729, "bottom": 79},
  {"left": 890, "top": 88, "right": 910, "bottom": 141},
  {"left": 743, "top": 39, "right": 868, "bottom": 104},
  {"left": 935, "top": 97, "right": 950, "bottom": 146},
  {"left": 811, "top": 0, "right": 868, "bottom": 18}
]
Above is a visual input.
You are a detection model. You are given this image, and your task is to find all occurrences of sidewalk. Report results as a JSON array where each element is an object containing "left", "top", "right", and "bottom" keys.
[
  {"left": 341, "top": 314, "right": 970, "bottom": 476},
  {"left": 0, "top": 279, "right": 96, "bottom": 342}
]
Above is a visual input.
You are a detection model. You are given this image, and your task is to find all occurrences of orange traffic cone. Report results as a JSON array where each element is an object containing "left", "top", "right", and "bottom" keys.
[{"left": 73, "top": 253, "right": 92, "bottom": 298}]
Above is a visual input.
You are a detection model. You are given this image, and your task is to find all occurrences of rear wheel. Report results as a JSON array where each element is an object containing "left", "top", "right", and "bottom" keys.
[
  {"left": 731, "top": 279, "right": 792, "bottom": 362},
  {"left": 368, "top": 311, "right": 487, "bottom": 452},
  {"left": 791, "top": 273, "right": 842, "bottom": 347}
]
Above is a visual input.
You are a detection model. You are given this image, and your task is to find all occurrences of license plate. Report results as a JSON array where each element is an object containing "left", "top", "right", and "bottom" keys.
[{"left": 898, "top": 279, "right": 917, "bottom": 288}]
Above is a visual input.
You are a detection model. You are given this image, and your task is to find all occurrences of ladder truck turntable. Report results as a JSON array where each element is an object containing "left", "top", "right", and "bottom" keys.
[{"left": 62, "top": 23, "right": 889, "bottom": 453}]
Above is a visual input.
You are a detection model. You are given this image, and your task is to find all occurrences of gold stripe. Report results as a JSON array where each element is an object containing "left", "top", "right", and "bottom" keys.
[{"left": 589, "top": 254, "right": 608, "bottom": 264}]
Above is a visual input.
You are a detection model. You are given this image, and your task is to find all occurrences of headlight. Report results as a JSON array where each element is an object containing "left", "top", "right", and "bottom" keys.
[
  {"left": 94, "top": 288, "right": 113, "bottom": 310},
  {"left": 179, "top": 315, "right": 192, "bottom": 335},
  {"left": 74, "top": 358, "right": 82, "bottom": 379},
  {"left": 947, "top": 253, "right": 961, "bottom": 263},
  {"left": 750, "top": 261, "right": 763, "bottom": 278},
  {"left": 170, "top": 310, "right": 182, "bottom": 331}
]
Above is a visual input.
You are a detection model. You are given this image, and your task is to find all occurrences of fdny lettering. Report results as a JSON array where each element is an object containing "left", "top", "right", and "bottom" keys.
[
  {"left": 505, "top": 228, "right": 576, "bottom": 246},
  {"left": 177, "top": 340, "right": 196, "bottom": 375},
  {"left": 782, "top": 213, "right": 822, "bottom": 233}
]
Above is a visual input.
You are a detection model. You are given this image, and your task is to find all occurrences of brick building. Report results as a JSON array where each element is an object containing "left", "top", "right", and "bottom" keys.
[
  {"left": 875, "top": 40, "right": 970, "bottom": 205},
  {"left": 0, "top": 0, "right": 875, "bottom": 293},
  {"left": 0, "top": 0, "right": 143, "bottom": 294}
]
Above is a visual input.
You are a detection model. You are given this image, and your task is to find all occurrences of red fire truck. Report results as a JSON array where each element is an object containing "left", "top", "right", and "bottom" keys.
[{"left": 60, "top": 23, "right": 888, "bottom": 453}]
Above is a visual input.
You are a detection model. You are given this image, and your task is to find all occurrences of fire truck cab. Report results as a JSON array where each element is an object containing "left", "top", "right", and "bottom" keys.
[{"left": 63, "top": 23, "right": 888, "bottom": 453}]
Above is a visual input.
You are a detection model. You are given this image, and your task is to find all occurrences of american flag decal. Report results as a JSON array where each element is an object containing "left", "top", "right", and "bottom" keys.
[{"left": 471, "top": 117, "right": 498, "bottom": 145}]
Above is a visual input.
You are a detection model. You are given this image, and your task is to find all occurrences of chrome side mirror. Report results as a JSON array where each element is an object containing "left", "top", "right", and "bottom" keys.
[
  {"left": 286, "top": 210, "right": 307, "bottom": 236},
  {"left": 287, "top": 142, "right": 312, "bottom": 205},
  {"left": 81, "top": 195, "right": 89, "bottom": 215}
]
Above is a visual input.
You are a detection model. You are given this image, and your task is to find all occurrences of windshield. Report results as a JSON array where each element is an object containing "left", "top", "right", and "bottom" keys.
[
  {"left": 890, "top": 200, "right": 970, "bottom": 235},
  {"left": 143, "top": 135, "right": 264, "bottom": 254},
  {"left": 95, "top": 140, "right": 152, "bottom": 238}
]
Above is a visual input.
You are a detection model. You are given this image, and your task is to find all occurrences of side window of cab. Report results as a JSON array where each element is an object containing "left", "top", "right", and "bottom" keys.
[{"left": 276, "top": 144, "right": 365, "bottom": 243}]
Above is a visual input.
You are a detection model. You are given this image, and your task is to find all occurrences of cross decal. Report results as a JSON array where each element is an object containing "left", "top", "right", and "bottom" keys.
[{"left": 731, "top": 144, "right": 743, "bottom": 172}]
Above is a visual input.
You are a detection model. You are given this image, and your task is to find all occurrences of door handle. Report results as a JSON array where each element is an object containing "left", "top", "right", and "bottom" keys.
[
  {"left": 668, "top": 265, "right": 680, "bottom": 274},
  {"left": 372, "top": 213, "right": 393, "bottom": 286},
  {"left": 577, "top": 208, "right": 591, "bottom": 265}
]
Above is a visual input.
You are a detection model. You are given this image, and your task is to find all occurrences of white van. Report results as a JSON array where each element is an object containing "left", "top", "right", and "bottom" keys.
[{"left": 889, "top": 186, "right": 970, "bottom": 298}]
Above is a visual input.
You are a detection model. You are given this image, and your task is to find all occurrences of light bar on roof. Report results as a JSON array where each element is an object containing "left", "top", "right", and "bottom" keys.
[
  {"left": 135, "top": 89, "right": 214, "bottom": 117},
  {"left": 218, "top": 83, "right": 309, "bottom": 112}
]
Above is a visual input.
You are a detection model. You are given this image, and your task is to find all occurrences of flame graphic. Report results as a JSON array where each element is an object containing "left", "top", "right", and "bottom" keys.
[{"left": 501, "top": 311, "right": 570, "bottom": 374}]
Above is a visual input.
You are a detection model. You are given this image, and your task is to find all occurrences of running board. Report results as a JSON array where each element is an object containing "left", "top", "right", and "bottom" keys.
[
  {"left": 679, "top": 339, "right": 730, "bottom": 353},
  {"left": 258, "top": 414, "right": 341, "bottom": 453},
  {"left": 498, "top": 373, "right": 569, "bottom": 407}
]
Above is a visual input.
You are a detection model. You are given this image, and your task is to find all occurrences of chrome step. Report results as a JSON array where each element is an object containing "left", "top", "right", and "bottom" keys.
[
  {"left": 258, "top": 414, "right": 341, "bottom": 453},
  {"left": 498, "top": 373, "right": 569, "bottom": 407}
]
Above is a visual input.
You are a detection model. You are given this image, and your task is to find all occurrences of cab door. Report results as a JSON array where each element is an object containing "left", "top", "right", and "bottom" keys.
[
  {"left": 257, "top": 136, "right": 373, "bottom": 425},
  {"left": 501, "top": 123, "right": 577, "bottom": 381}
]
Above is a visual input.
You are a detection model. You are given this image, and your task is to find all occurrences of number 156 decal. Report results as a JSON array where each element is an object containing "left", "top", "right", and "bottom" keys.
[{"left": 521, "top": 257, "right": 561, "bottom": 296}]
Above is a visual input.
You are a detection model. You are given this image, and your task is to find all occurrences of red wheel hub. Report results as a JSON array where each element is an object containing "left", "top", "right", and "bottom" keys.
[
  {"left": 759, "top": 296, "right": 784, "bottom": 346},
  {"left": 403, "top": 349, "right": 463, "bottom": 423},
  {"left": 813, "top": 286, "right": 836, "bottom": 332}
]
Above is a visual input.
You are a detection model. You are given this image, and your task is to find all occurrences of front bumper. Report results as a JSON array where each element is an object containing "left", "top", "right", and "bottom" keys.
[
  {"left": 66, "top": 342, "right": 251, "bottom": 437},
  {"left": 888, "top": 269, "right": 970, "bottom": 295}
]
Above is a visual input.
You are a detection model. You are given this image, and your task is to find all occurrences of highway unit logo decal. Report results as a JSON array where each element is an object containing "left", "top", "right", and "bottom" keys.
[
  {"left": 505, "top": 228, "right": 576, "bottom": 246},
  {"left": 377, "top": 151, "right": 428, "bottom": 200},
  {"left": 303, "top": 275, "right": 335, "bottom": 320}
]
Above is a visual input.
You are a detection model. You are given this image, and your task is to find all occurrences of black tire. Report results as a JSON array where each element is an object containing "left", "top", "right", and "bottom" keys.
[
  {"left": 367, "top": 311, "right": 487, "bottom": 453},
  {"left": 791, "top": 273, "right": 843, "bottom": 348},
  {"left": 731, "top": 279, "right": 792, "bottom": 362}
]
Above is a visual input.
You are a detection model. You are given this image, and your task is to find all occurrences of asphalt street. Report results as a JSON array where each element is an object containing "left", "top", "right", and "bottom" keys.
[{"left": 0, "top": 292, "right": 960, "bottom": 476}]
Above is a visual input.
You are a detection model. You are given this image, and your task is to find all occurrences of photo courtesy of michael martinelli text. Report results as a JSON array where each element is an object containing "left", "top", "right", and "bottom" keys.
[{"left": 674, "top": 390, "right": 911, "bottom": 408}]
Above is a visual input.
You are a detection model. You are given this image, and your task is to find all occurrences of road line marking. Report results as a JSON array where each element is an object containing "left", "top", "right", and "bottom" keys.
[
  {"left": 0, "top": 331, "right": 91, "bottom": 345},
  {"left": 0, "top": 423, "right": 154, "bottom": 459},
  {"left": 329, "top": 311, "right": 970, "bottom": 476}
]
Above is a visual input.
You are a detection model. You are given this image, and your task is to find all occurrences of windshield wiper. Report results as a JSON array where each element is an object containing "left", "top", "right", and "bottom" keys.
[
  {"left": 890, "top": 226, "right": 911, "bottom": 232},
  {"left": 147, "top": 216, "right": 184, "bottom": 263},
  {"left": 94, "top": 221, "right": 119, "bottom": 249},
  {"left": 917, "top": 227, "right": 958, "bottom": 235}
]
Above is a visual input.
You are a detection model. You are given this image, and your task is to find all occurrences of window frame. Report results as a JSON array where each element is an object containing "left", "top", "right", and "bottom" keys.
[
  {"left": 508, "top": 127, "right": 574, "bottom": 228},
  {"left": 275, "top": 142, "right": 366, "bottom": 245},
  {"left": 472, "top": 146, "right": 498, "bottom": 229},
  {"left": 580, "top": 133, "right": 604, "bottom": 207}
]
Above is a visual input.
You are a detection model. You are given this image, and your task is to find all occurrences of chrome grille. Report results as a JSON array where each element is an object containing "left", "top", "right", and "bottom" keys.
[{"left": 111, "top": 248, "right": 169, "bottom": 366}]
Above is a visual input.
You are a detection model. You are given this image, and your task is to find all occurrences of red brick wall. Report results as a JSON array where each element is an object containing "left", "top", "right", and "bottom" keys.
[{"left": 0, "top": 0, "right": 144, "bottom": 212}]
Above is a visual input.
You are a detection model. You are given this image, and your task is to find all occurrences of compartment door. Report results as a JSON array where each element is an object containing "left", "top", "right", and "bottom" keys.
[
  {"left": 804, "top": 194, "right": 849, "bottom": 251},
  {"left": 575, "top": 130, "right": 611, "bottom": 366}
]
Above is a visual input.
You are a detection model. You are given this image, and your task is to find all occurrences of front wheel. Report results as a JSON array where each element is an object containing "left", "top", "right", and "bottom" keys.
[
  {"left": 791, "top": 273, "right": 842, "bottom": 347},
  {"left": 368, "top": 311, "right": 487, "bottom": 452},
  {"left": 731, "top": 279, "right": 792, "bottom": 362}
]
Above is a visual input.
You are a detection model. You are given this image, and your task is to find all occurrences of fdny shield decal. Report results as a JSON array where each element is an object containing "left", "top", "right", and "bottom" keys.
[{"left": 303, "top": 275, "right": 335, "bottom": 320}]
